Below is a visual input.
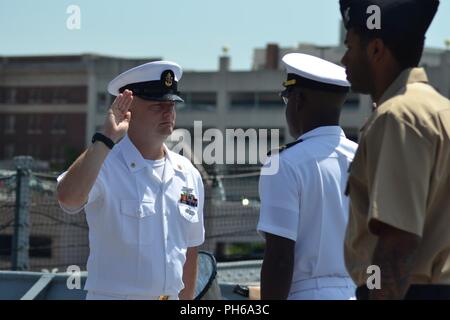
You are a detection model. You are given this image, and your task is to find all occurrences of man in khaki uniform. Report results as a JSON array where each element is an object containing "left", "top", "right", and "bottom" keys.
[{"left": 339, "top": 0, "right": 450, "bottom": 299}]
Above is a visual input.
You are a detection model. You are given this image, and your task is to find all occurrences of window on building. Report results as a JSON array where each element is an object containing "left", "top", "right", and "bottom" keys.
[
  {"left": 179, "top": 92, "right": 217, "bottom": 111},
  {"left": 4, "top": 144, "right": 15, "bottom": 159},
  {"left": 0, "top": 235, "right": 52, "bottom": 258},
  {"left": 63, "top": 86, "right": 87, "bottom": 104},
  {"left": 51, "top": 88, "right": 64, "bottom": 104},
  {"left": 52, "top": 86, "right": 87, "bottom": 104},
  {"left": 256, "top": 92, "right": 283, "bottom": 109},
  {"left": 4, "top": 88, "right": 17, "bottom": 104},
  {"left": 0, "top": 86, "right": 88, "bottom": 104},
  {"left": 29, "top": 236, "right": 52, "bottom": 258},
  {"left": 51, "top": 146, "right": 66, "bottom": 165},
  {"left": 97, "top": 92, "right": 108, "bottom": 113},
  {"left": 7, "top": 88, "right": 17, "bottom": 104},
  {"left": 28, "top": 88, "right": 42, "bottom": 104},
  {"left": 0, "top": 235, "right": 11, "bottom": 256},
  {"left": 27, "top": 144, "right": 41, "bottom": 159},
  {"left": 27, "top": 115, "right": 42, "bottom": 134},
  {"left": 343, "top": 92, "right": 360, "bottom": 110},
  {"left": 4, "top": 115, "right": 15, "bottom": 134},
  {"left": 51, "top": 115, "right": 67, "bottom": 135},
  {"left": 27, "top": 144, "right": 33, "bottom": 157},
  {"left": 229, "top": 92, "right": 256, "bottom": 109}
]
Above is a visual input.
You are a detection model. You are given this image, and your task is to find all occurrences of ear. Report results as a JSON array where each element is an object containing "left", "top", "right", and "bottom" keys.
[{"left": 366, "top": 38, "right": 386, "bottom": 64}]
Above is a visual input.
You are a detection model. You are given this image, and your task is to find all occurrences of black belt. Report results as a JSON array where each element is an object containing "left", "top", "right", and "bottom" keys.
[{"left": 356, "top": 284, "right": 450, "bottom": 300}]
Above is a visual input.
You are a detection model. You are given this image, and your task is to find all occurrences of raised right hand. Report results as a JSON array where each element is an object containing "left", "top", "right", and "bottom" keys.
[{"left": 103, "top": 89, "right": 133, "bottom": 143}]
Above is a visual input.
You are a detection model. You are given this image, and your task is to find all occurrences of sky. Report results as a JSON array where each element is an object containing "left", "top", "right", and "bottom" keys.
[{"left": 0, "top": 0, "right": 449, "bottom": 71}]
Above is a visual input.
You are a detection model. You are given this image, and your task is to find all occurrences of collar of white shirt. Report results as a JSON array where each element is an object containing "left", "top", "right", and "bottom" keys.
[
  {"left": 298, "top": 126, "right": 346, "bottom": 142},
  {"left": 118, "top": 134, "right": 186, "bottom": 182}
]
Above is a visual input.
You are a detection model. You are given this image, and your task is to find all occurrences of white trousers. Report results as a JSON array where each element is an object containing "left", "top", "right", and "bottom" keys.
[{"left": 288, "top": 276, "right": 356, "bottom": 300}]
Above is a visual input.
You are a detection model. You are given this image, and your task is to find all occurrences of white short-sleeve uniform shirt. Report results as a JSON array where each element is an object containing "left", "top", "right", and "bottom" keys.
[
  {"left": 257, "top": 126, "right": 357, "bottom": 297},
  {"left": 57, "top": 135, "right": 205, "bottom": 297}
]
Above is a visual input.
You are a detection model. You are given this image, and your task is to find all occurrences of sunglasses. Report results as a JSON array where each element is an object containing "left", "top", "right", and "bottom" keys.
[{"left": 279, "top": 87, "right": 295, "bottom": 106}]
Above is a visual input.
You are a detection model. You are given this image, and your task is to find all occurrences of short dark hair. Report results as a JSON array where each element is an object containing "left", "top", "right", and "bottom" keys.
[{"left": 353, "top": 27, "right": 425, "bottom": 69}]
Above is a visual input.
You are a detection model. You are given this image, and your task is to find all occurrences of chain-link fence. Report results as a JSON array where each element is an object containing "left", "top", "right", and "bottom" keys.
[
  {"left": 203, "top": 170, "right": 263, "bottom": 261},
  {"left": 0, "top": 158, "right": 263, "bottom": 272}
]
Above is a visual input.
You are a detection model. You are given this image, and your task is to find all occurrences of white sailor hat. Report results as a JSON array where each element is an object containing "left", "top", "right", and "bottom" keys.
[
  {"left": 281, "top": 53, "right": 350, "bottom": 93},
  {"left": 107, "top": 60, "right": 183, "bottom": 102}
]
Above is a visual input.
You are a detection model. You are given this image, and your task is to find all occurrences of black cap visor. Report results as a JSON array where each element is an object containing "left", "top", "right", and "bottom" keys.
[
  {"left": 137, "top": 93, "right": 184, "bottom": 103},
  {"left": 119, "top": 79, "right": 184, "bottom": 103}
]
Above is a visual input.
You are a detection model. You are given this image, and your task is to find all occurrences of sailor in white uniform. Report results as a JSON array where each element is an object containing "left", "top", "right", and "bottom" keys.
[
  {"left": 257, "top": 53, "right": 358, "bottom": 300},
  {"left": 57, "top": 61, "right": 204, "bottom": 300}
]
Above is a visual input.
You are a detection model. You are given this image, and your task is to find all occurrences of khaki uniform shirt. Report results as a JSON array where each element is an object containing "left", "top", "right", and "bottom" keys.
[{"left": 345, "top": 68, "right": 450, "bottom": 286}]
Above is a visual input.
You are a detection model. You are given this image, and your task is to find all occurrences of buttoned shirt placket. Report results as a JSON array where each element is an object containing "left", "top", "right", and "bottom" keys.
[{"left": 159, "top": 155, "right": 170, "bottom": 294}]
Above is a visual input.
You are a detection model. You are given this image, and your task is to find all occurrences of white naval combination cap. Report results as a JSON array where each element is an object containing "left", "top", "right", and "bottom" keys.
[
  {"left": 107, "top": 60, "right": 184, "bottom": 102},
  {"left": 281, "top": 53, "right": 350, "bottom": 93}
]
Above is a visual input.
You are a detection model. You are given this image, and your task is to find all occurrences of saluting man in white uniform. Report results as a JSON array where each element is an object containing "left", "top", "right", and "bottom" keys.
[
  {"left": 56, "top": 61, "right": 205, "bottom": 300},
  {"left": 257, "top": 53, "right": 358, "bottom": 300}
]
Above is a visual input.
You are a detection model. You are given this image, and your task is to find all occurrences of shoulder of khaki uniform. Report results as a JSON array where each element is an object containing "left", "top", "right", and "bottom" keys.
[{"left": 267, "top": 139, "right": 303, "bottom": 157}]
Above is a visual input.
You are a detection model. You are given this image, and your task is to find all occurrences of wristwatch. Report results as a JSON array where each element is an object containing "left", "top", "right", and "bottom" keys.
[{"left": 92, "top": 132, "right": 115, "bottom": 150}]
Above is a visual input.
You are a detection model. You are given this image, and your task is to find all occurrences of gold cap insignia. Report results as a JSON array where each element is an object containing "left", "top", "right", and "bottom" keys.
[{"left": 164, "top": 72, "right": 173, "bottom": 87}]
